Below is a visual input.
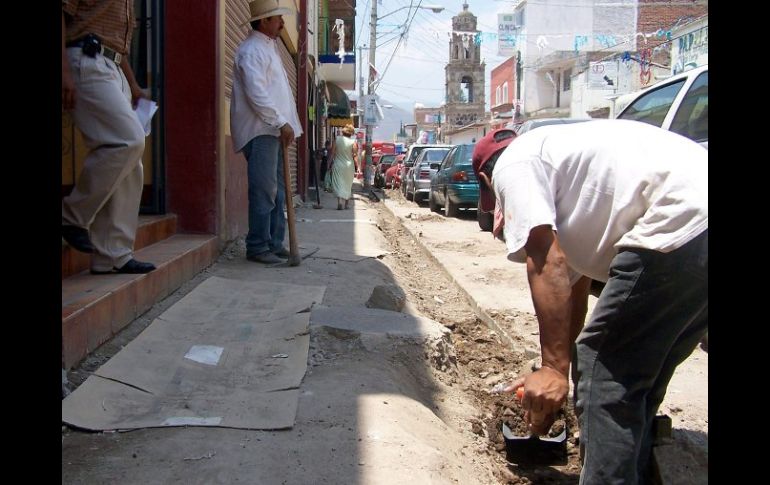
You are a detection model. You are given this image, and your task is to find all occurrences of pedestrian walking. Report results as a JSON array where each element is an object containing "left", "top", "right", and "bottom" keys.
[{"left": 328, "top": 124, "right": 359, "bottom": 210}]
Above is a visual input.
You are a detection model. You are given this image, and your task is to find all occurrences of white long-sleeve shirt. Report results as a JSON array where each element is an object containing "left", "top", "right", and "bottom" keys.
[{"left": 230, "top": 30, "right": 303, "bottom": 153}]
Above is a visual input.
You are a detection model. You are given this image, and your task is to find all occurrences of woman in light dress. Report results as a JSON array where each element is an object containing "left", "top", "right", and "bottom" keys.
[{"left": 328, "top": 124, "right": 360, "bottom": 210}]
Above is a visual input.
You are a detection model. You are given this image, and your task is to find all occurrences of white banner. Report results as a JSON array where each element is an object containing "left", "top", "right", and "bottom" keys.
[
  {"left": 588, "top": 61, "right": 618, "bottom": 89},
  {"left": 498, "top": 13, "right": 517, "bottom": 56},
  {"left": 362, "top": 95, "right": 380, "bottom": 126}
]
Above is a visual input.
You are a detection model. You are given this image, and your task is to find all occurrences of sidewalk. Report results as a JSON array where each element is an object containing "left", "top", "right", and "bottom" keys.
[{"left": 62, "top": 182, "right": 499, "bottom": 484}]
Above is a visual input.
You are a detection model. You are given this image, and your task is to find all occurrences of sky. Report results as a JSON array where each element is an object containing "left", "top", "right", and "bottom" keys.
[{"left": 350, "top": 0, "right": 520, "bottom": 113}]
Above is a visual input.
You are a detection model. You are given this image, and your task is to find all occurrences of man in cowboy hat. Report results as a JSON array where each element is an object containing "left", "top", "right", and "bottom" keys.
[
  {"left": 230, "top": 0, "right": 302, "bottom": 264},
  {"left": 473, "top": 119, "right": 707, "bottom": 484}
]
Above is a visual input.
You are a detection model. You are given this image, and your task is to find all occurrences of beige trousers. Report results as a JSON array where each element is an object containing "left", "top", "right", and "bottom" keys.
[{"left": 62, "top": 48, "right": 145, "bottom": 271}]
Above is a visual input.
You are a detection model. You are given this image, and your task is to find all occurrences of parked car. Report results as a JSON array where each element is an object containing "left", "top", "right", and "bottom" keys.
[
  {"left": 428, "top": 143, "right": 479, "bottom": 218},
  {"left": 512, "top": 117, "right": 592, "bottom": 135},
  {"left": 476, "top": 118, "right": 593, "bottom": 232},
  {"left": 615, "top": 64, "right": 708, "bottom": 148},
  {"left": 400, "top": 144, "right": 452, "bottom": 197},
  {"left": 374, "top": 154, "right": 399, "bottom": 188},
  {"left": 384, "top": 159, "right": 404, "bottom": 189},
  {"left": 405, "top": 147, "right": 451, "bottom": 203}
]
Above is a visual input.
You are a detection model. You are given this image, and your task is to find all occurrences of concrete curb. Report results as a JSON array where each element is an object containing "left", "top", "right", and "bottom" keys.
[{"left": 378, "top": 198, "right": 521, "bottom": 353}]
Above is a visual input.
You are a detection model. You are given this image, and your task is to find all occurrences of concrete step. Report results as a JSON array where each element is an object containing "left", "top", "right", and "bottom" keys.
[
  {"left": 61, "top": 233, "right": 218, "bottom": 369},
  {"left": 62, "top": 214, "right": 178, "bottom": 279}
]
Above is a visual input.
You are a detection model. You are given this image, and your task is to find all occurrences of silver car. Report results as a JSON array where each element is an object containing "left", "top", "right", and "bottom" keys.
[
  {"left": 400, "top": 144, "right": 452, "bottom": 197},
  {"left": 405, "top": 147, "right": 452, "bottom": 203}
]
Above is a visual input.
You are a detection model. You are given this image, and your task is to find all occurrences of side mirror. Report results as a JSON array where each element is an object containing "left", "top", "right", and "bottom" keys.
[{"left": 430, "top": 163, "right": 440, "bottom": 170}]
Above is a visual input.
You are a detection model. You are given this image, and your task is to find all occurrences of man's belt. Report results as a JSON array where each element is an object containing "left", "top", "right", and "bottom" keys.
[{"left": 66, "top": 34, "right": 123, "bottom": 65}]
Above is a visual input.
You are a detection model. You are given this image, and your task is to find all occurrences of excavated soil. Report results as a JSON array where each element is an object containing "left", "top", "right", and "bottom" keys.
[{"left": 375, "top": 198, "right": 582, "bottom": 484}]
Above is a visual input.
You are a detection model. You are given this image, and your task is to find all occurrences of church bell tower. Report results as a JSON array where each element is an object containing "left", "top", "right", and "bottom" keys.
[{"left": 444, "top": 3, "right": 485, "bottom": 128}]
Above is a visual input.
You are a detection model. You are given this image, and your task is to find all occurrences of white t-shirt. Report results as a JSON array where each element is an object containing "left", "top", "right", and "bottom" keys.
[{"left": 492, "top": 119, "right": 708, "bottom": 283}]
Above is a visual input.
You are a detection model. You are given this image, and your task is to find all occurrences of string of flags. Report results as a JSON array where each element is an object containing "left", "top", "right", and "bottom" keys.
[{"left": 443, "top": 28, "right": 677, "bottom": 52}]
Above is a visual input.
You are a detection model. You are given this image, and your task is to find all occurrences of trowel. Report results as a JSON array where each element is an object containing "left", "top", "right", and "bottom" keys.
[
  {"left": 499, "top": 387, "right": 568, "bottom": 465},
  {"left": 502, "top": 422, "right": 568, "bottom": 466}
]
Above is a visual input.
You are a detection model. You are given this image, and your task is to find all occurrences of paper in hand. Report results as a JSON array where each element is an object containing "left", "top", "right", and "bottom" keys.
[{"left": 134, "top": 98, "right": 159, "bottom": 136}]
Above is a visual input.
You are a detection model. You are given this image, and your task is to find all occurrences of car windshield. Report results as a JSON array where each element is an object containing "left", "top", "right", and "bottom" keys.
[
  {"left": 423, "top": 149, "right": 450, "bottom": 162},
  {"left": 380, "top": 155, "right": 396, "bottom": 164},
  {"left": 515, "top": 119, "right": 590, "bottom": 135}
]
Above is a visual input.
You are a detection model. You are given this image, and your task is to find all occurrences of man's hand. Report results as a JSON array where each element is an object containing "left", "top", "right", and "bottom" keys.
[
  {"left": 511, "top": 367, "right": 569, "bottom": 435},
  {"left": 280, "top": 123, "right": 295, "bottom": 147},
  {"left": 129, "top": 84, "right": 149, "bottom": 109},
  {"left": 118, "top": 55, "right": 148, "bottom": 108}
]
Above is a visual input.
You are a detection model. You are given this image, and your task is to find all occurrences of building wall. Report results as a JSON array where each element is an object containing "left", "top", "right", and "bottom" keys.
[
  {"left": 491, "top": 57, "right": 515, "bottom": 112},
  {"left": 637, "top": 0, "right": 708, "bottom": 68},
  {"left": 517, "top": 0, "right": 636, "bottom": 117},
  {"left": 165, "top": 0, "right": 219, "bottom": 235},
  {"left": 569, "top": 1, "right": 707, "bottom": 119},
  {"left": 444, "top": 124, "right": 487, "bottom": 145},
  {"left": 670, "top": 16, "right": 707, "bottom": 75}
]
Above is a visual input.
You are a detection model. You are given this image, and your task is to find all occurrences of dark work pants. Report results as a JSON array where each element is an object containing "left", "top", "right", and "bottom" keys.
[{"left": 575, "top": 230, "right": 708, "bottom": 485}]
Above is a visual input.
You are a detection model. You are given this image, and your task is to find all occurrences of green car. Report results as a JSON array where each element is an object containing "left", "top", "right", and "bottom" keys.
[{"left": 428, "top": 143, "right": 479, "bottom": 218}]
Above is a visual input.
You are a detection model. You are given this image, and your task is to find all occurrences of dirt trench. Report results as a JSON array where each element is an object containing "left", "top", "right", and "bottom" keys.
[{"left": 373, "top": 202, "right": 582, "bottom": 484}]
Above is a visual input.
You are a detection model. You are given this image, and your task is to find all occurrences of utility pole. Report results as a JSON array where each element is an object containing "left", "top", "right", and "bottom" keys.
[
  {"left": 363, "top": 0, "right": 378, "bottom": 189},
  {"left": 358, "top": 45, "right": 365, "bottom": 110}
]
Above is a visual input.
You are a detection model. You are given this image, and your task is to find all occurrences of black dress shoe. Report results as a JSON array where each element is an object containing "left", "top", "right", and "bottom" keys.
[
  {"left": 62, "top": 225, "right": 94, "bottom": 253},
  {"left": 91, "top": 258, "right": 156, "bottom": 275}
]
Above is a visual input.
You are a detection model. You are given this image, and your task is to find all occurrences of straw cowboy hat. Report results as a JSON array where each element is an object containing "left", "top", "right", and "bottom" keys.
[{"left": 245, "top": 0, "right": 293, "bottom": 23}]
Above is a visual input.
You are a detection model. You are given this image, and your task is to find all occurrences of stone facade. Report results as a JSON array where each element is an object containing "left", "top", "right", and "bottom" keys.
[{"left": 444, "top": 3, "right": 485, "bottom": 128}]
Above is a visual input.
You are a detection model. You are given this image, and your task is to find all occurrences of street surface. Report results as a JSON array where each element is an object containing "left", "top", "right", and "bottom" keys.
[{"left": 62, "top": 183, "right": 707, "bottom": 483}]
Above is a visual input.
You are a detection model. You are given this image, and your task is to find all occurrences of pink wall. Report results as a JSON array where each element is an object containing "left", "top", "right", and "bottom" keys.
[{"left": 490, "top": 57, "right": 516, "bottom": 110}]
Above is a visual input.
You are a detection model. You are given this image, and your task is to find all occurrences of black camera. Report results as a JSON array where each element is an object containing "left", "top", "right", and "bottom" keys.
[{"left": 81, "top": 34, "right": 102, "bottom": 57}]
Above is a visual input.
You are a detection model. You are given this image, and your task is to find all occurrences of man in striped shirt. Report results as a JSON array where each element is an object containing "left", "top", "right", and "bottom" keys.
[{"left": 61, "top": 0, "right": 155, "bottom": 274}]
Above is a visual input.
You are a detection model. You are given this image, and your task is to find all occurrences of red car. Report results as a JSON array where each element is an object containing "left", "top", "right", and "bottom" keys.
[{"left": 384, "top": 160, "right": 404, "bottom": 189}]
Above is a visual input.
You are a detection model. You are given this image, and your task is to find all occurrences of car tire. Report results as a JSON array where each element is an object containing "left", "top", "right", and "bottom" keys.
[
  {"left": 444, "top": 191, "right": 458, "bottom": 218},
  {"left": 429, "top": 190, "right": 439, "bottom": 212},
  {"left": 477, "top": 200, "right": 493, "bottom": 232},
  {"left": 406, "top": 185, "right": 414, "bottom": 201}
]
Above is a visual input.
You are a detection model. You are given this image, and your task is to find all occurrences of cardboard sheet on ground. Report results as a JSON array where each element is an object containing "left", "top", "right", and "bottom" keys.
[{"left": 62, "top": 277, "right": 326, "bottom": 431}]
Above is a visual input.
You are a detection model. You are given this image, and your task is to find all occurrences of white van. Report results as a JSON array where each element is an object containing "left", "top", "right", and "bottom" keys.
[{"left": 616, "top": 65, "right": 708, "bottom": 149}]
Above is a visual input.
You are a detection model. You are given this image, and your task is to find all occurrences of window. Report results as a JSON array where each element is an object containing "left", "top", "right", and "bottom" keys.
[
  {"left": 669, "top": 72, "right": 708, "bottom": 143},
  {"left": 502, "top": 82, "right": 509, "bottom": 104},
  {"left": 563, "top": 68, "right": 572, "bottom": 92},
  {"left": 618, "top": 80, "right": 686, "bottom": 128},
  {"left": 514, "top": 10, "right": 525, "bottom": 28},
  {"left": 461, "top": 76, "right": 473, "bottom": 103},
  {"left": 496, "top": 86, "right": 501, "bottom": 106},
  {"left": 442, "top": 148, "right": 455, "bottom": 169}
]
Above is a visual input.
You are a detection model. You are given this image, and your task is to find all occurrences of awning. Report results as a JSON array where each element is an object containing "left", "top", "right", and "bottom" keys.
[
  {"left": 325, "top": 82, "right": 351, "bottom": 119},
  {"left": 329, "top": 117, "right": 354, "bottom": 127}
]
